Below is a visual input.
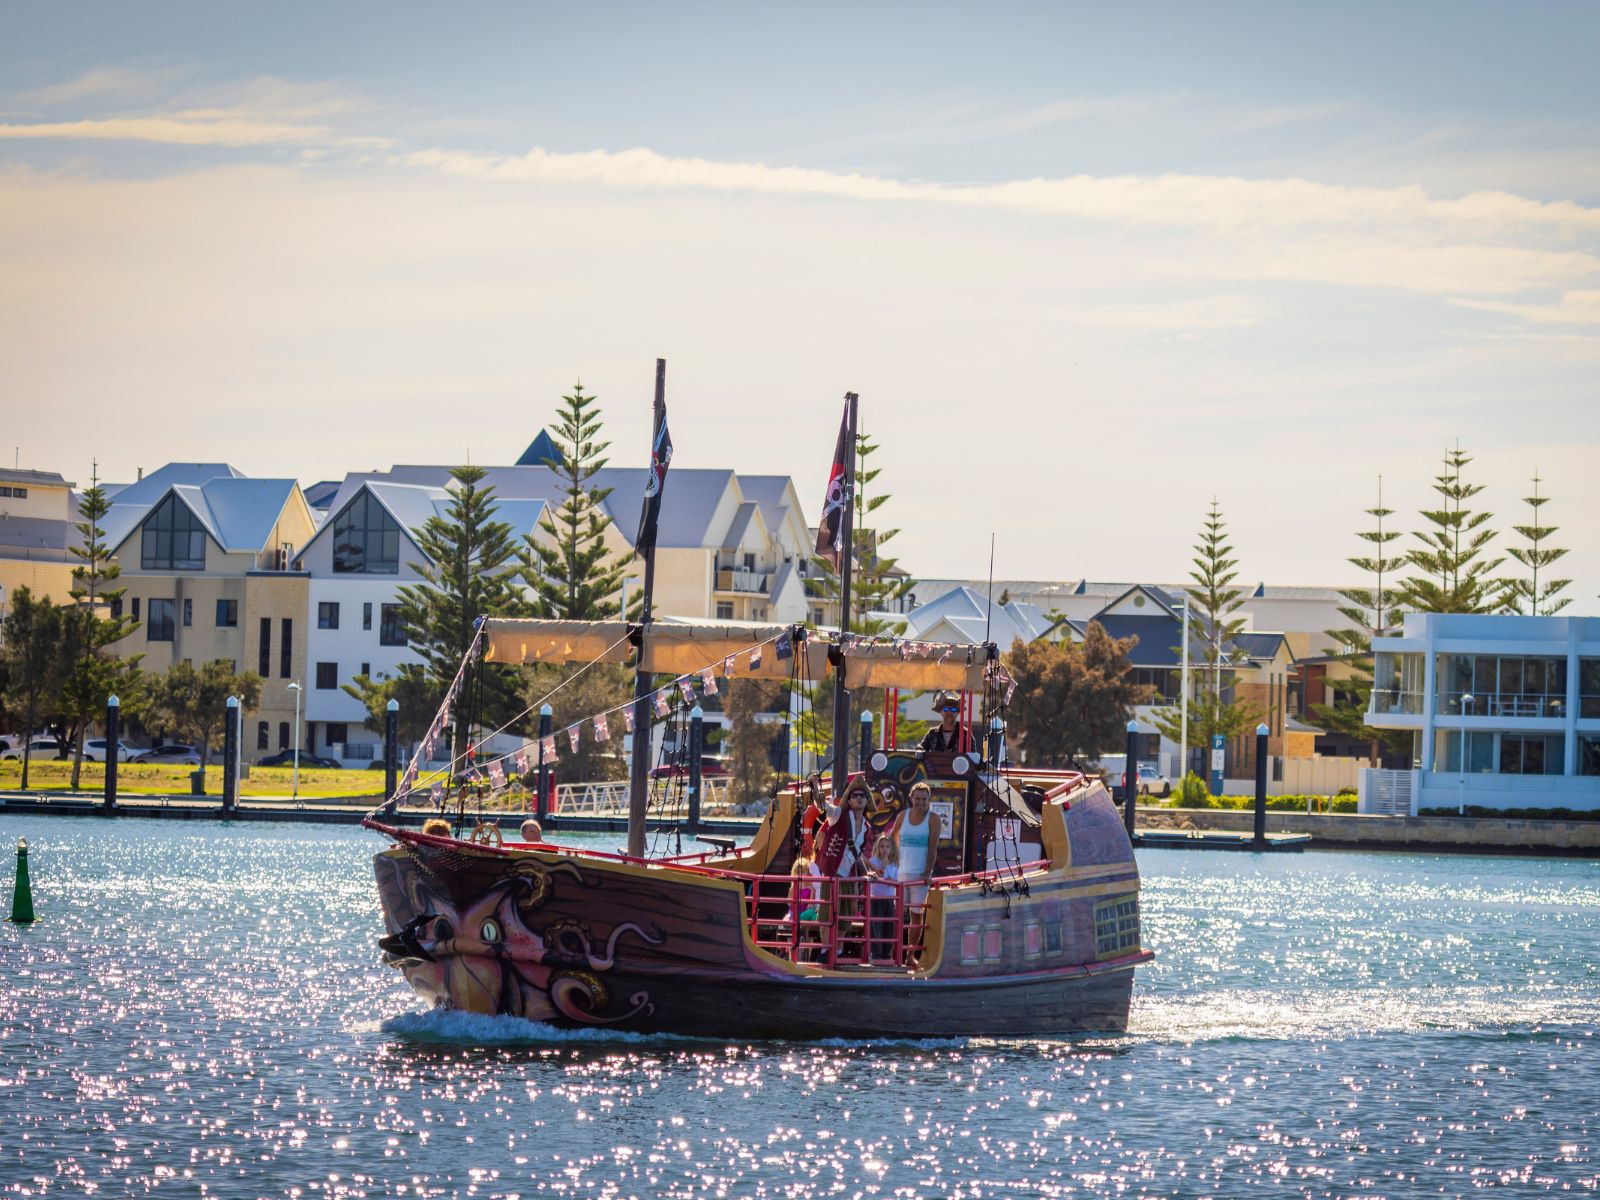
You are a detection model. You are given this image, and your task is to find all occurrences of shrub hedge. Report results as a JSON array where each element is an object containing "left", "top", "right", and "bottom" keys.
[{"left": 1160, "top": 790, "right": 1357, "bottom": 814}]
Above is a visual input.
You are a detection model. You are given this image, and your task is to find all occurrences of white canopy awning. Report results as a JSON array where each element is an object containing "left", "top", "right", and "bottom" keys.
[
  {"left": 480, "top": 617, "right": 991, "bottom": 691},
  {"left": 482, "top": 620, "right": 633, "bottom": 665}
]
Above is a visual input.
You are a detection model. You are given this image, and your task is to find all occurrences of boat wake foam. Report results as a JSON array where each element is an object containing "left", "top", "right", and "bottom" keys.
[
  {"left": 379, "top": 1009, "right": 684, "bottom": 1045},
  {"left": 377, "top": 1011, "right": 1016, "bottom": 1050}
]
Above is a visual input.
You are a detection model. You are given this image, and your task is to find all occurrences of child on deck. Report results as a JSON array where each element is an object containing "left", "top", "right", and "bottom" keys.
[
  {"left": 786, "top": 851, "right": 824, "bottom": 963},
  {"left": 865, "top": 835, "right": 900, "bottom": 965}
]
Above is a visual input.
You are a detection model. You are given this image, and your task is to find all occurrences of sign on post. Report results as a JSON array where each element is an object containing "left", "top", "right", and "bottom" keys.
[{"left": 1209, "top": 734, "right": 1226, "bottom": 796}]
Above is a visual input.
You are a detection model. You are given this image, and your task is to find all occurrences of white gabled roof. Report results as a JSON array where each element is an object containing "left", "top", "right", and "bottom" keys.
[
  {"left": 297, "top": 480, "right": 548, "bottom": 566},
  {"left": 321, "top": 464, "right": 747, "bottom": 551},
  {"left": 904, "top": 585, "right": 1051, "bottom": 646},
  {"left": 105, "top": 476, "right": 301, "bottom": 557}
]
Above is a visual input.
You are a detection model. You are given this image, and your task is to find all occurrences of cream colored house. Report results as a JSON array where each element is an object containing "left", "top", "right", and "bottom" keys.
[
  {"left": 0, "top": 467, "right": 78, "bottom": 613},
  {"left": 101, "top": 467, "right": 317, "bottom": 754}
]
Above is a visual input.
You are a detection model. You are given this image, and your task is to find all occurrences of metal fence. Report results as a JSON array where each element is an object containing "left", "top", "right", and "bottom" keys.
[{"left": 554, "top": 778, "right": 731, "bottom": 817}]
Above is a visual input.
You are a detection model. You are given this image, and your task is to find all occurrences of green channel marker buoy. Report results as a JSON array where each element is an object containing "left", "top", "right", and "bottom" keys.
[{"left": 10, "top": 838, "right": 34, "bottom": 924}]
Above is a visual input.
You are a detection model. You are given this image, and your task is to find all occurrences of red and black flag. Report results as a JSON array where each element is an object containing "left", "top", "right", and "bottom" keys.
[
  {"left": 814, "top": 397, "right": 852, "bottom": 569},
  {"left": 635, "top": 395, "right": 672, "bottom": 553}
]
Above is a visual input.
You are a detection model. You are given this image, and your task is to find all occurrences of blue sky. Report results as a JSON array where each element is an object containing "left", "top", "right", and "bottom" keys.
[{"left": 2, "top": 2, "right": 1597, "bottom": 605}]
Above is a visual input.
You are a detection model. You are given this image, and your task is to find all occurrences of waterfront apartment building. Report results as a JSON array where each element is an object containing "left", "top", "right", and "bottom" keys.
[
  {"left": 100, "top": 465, "right": 317, "bottom": 753},
  {"left": 1363, "top": 612, "right": 1600, "bottom": 814}
]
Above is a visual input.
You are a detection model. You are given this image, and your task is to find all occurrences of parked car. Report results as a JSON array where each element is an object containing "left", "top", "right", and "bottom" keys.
[
  {"left": 1107, "top": 762, "right": 1173, "bottom": 798},
  {"left": 649, "top": 753, "right": 731, "bottom": 780},
  {"left": 83, "top": 738, "right": 136, "bottom": 763},
  {"left": 133, "top": 745, "right": 203, "bottom": 765},
  {"left": 0, "top": 737, "right": 69, "bottom": 761},
  {"left": 256, "top": 749, "right": 341, "bottom": 769}
]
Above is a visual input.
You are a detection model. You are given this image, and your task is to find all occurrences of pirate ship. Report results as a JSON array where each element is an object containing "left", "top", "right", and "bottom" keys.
[{"left": 365, "top": 373, "right": 1151, "bottom": 1038}]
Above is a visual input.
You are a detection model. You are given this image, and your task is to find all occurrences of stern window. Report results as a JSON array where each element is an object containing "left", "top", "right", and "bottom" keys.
[{"left": 1094, "top": 896, "right": 1141, "bottom": 959}]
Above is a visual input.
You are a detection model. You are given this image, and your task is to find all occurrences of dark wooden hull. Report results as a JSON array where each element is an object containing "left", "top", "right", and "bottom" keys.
[
  {"left": 557, "top": 963, "right": 1139, "bottom": 1038},
  {"left": 370, "top": 786, "right": 1150, "bottom": 1039}
]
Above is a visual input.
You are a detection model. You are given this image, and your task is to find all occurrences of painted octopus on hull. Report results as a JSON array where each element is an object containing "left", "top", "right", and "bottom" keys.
[{"left": 374, "top": 853, "right": 664, "bottom": 1025}]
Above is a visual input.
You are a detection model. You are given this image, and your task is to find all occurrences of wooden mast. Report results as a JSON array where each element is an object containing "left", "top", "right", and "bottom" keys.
[
  {"left": 829, "top": 392, "right": 859, "bottom": 797},
  {"left": 626, "top": 359, "right": 667, "bottom": 857}
]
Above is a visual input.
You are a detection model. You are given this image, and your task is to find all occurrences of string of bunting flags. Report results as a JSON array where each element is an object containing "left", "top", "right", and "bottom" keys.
[
  {"left": 390, "top": 624, "right": 1016, "bottom": 810},
  {"left": 397, "top": 626, "right": 798, "bottom": 807},
  {"left": 385, "top": 620, "right": 486, "bottom": 810}
]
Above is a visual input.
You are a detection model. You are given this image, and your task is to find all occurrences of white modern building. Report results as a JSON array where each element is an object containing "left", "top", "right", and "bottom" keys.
[
  {"left": 1362, "top": 613, "right": 1600, "bottom": 814},
  {"left": 292, "top": 479, "right": 553, "bottom": 763}
]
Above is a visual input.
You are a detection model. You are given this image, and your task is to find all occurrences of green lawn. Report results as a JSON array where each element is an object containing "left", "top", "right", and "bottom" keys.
[{"left": 0, "top": 759, "right": 388, "bottom": 799}]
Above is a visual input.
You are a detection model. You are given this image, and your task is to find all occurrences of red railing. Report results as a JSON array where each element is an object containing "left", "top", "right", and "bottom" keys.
[{"left": 744, "top": 873, "right": 926, "bottom": 969}]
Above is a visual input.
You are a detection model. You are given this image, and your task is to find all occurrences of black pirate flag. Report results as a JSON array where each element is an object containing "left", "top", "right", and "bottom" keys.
[
  {"left": 814, "top": 399, "right": 852, "bottom": 570},
  {"left": 636, "top": 399, "right": 673, "bottom": 553}
]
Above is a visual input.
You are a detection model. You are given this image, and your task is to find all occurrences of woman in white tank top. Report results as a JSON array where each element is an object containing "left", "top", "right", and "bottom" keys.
[{"left": 893, "top": 781, "right": 942, "bottom": 908}]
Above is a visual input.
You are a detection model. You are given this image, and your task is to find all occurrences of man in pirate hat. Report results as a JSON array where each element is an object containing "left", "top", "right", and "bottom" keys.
[{"left": 918, "top": 691, "right": 966, "bottom": 755}]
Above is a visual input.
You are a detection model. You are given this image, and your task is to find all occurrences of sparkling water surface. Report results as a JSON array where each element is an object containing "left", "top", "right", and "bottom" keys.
[{"left": 1, "top": 816, "right": 1596, "bottom": 1198}]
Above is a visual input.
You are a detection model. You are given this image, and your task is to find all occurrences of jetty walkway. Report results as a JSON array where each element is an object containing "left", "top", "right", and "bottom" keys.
[{"left": 2, "top": 791, "right": 1595, "bottom": 855}]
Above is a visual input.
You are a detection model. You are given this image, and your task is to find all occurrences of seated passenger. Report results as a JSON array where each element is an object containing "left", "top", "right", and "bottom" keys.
[
  {"left": 918, "top": 692, "right": 967, "bottom": 755},
  {"left": 421, "top": 817, "right": 452, "bottom": 838},
  {"left": 519, "top": 817, "right": 544, "bottom": 843}
]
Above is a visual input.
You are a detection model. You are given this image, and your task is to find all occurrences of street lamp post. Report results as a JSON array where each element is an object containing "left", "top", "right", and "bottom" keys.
[
  {"left": 287, "top": 681, "right": 302, "bottom": 805},
  {"left": 1178, "top": 598, "right": 1190, "bottom": 780},
  {"left": 1458, "top": 691, "right": 1473, "bottom": 815}
]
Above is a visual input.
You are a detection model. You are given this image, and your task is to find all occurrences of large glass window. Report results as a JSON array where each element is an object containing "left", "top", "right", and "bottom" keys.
[
  {"left": 318, "top": 602, "right": 340, "bottom": 630},
  {"left": 1581, "top": 660, "right": 1600, "bottom": 720},
  {"left": 1130, "top": 668, "right": 1179, "bottom": 702},
  {"left": 1578, "top": 735, "right": 1600, "bottom": 777},
  {"left": 1437, "top": 654, "right": 1568, "bottom": 717},
  {"left": 1500, "top": 733, "right": 1565, "bottom": 776},
  {"left": 216, "top": 598, "right": 238, "bottom": 627},
  {"left": 331, "top": 492, "right": 401, "bottom": 574},
  {"left": 1437, "top": 730, "right": 1565, "bottom": 775},
  {"left": 147, "top": 599, "right": 175, "bottom": 642},
  {"left": 379, "top": 604, "right": 407, "bottom": 647},
  {"left": 140, "top": 494, "right": 207, "bottom": 570},
  {"left": 316, "top": 662, "right": 338, "bottom": 690}
]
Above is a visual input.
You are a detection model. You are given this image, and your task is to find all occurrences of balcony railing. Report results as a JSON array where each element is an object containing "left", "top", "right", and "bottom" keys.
[
  {"left": 716, "top": 568, "right": 770, "bottom": 594},
  {"left": 1437, "top": 690, "right": 1567, "bottom": 719},
  {"left": 1370, "top": 690, "right": 1425, "bottom": 716}
]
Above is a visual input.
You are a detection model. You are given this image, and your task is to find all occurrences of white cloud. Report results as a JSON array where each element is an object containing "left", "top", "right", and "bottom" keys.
[
  {"left": 18, "top": 66, "right": 182, "bottom": 107},
  {"left": 1452, "top": 289, "right": 1600, "bottom": 325},
  {"left": 0, "top": 114, "right": 387, "bottom": 147},
  {"left": 3, "top": 72, "right": 382, "bottom": 147},
  {"left": 403, "top": 144, "right": 1600, "bottom": 237},
  {"left": 397, "top": 145, "right": 1600, "bottom": 299}
]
